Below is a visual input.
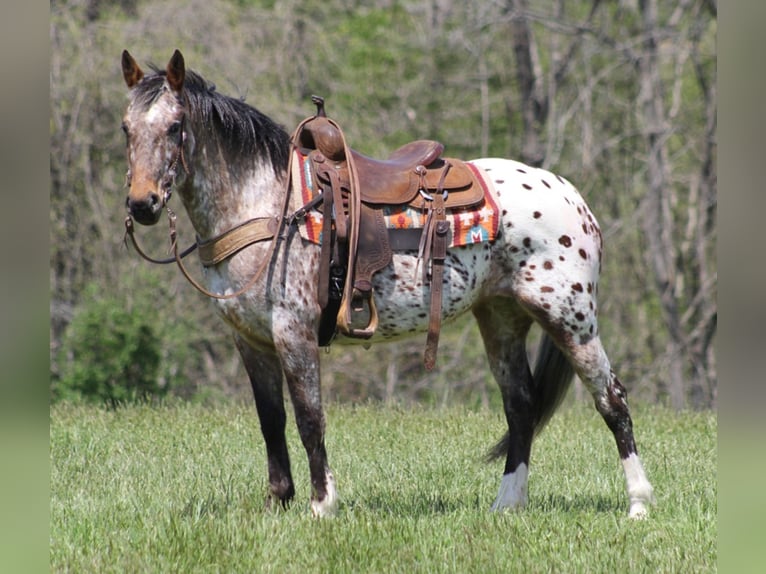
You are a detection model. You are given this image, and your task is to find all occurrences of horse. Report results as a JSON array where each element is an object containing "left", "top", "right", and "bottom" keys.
[{"left": 120, "top": 49, "right": 654, "bottom": 519}]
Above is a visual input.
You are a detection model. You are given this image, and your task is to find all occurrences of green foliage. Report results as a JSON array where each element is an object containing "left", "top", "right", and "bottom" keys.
[
  {"left": 50, "top": 402, "right": 717, "bottom": 572},
  {"left": 53, "top": 269, "right": 236, "bottom": 405},
  {"left": 54, "top": 285, "right": 164, "bottom": 406},
  {"left": 49, "top": 0, "right": 717, "bottom": 407}
]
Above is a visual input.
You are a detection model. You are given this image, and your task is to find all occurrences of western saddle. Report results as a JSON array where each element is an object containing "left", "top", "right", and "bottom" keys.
[{"left": 291, "top": 96, "right": 488, "bottom": 369}]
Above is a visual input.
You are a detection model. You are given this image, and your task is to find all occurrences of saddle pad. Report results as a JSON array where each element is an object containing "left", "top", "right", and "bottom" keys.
[{"left": 290, "top": 151, "right": 499, "bottom": 248}]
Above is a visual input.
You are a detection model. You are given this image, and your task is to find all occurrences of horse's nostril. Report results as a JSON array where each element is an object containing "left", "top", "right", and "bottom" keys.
[
  {"left": 127, "top": 193, "right": 162, "bottom": 224},
  {"left": 127, "top": 193, "right": 160, "bottom": 210}
]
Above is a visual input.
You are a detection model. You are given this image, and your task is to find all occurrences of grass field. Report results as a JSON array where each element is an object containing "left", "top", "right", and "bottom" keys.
[{"left": 50, "top": 401, "right": 716, "bottom": 572}]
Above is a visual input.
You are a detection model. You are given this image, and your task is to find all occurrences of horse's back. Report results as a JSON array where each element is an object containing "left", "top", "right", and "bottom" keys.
[{"left": 472, "top": 157, "right": 599, "bottom": 241}]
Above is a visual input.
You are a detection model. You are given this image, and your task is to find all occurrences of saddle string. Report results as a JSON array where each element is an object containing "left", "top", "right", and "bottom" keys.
[{"left": 415, "top": 160, "right": 452, "bottom": 283}]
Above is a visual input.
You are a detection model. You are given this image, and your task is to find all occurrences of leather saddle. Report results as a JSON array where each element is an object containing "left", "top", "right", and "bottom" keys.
[{"left": 291, "top": 96, "right": 487, "bottom": 369}]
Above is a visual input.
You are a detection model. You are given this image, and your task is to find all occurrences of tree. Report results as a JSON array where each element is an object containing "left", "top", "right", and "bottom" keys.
[
  {"left": 49, "top": 0, "right": 716, "bottom": 407},
  {"left": 634, "top": 0, "right": 717, "bottom": 407},
  {"left": 494, "top": 0, "right": 716, "bottom": 407}
]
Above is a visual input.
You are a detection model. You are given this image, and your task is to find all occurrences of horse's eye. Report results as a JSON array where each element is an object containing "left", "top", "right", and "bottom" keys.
[
  {"left": 120, "top": 122, "right": 130, "bottom": 145},
  {"left": 167, "top": 121, "right": 182, "bottom": 137}
]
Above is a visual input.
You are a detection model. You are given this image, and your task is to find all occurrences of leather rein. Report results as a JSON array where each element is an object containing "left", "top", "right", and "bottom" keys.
[{"left": 123, "top": 110, "right": 297, "bottom": 301}]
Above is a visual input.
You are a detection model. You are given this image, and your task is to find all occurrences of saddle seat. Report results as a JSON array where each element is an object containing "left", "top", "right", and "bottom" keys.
[
  {"left": 299, "top": 115, "right": 480, "bottom": 208},
  {"left": 349, "top": 141, "right": 443, "bottom": 203}
]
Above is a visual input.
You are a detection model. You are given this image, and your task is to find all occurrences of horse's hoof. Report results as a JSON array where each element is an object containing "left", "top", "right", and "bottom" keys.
[
  {"left": 628, "top": 501, "right": 649, "bottom": 519},
  {"left": 310, "top": 496, "right": 338, "bottom": 518},
  {"left": 310, "top": 472, "right": 338, "bottom": 518}
]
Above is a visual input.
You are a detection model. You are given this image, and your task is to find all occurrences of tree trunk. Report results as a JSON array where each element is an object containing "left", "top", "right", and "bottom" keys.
[
  {"left": 636, "top": 0, "right": 717, "bottom": 408},
  {"left": 506, "top": 0, "right": 547, "bottom": 166}
]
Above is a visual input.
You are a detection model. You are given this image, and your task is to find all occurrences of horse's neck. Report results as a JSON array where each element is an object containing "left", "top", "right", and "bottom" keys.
[{"left": 179, "top": 140, "right": 286, "bottom": 240}]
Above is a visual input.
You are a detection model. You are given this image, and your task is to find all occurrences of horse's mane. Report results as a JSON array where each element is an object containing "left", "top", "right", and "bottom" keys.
[{"left": 131, "top": 65, "right": 291, "bottom": 173}]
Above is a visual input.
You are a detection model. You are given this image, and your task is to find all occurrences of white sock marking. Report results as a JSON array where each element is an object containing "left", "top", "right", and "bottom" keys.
[
  {"left": 622, "top": 453, "right": 654, "bottom": 519},
  {"left": 490, "top": 463, "right": 529, "bottom": 512}
]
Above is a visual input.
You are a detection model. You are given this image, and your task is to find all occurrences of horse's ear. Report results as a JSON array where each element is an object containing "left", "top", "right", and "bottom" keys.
[
  {"left": 122, "top": 50, "right": 144, "bottom": 88},
  {"left": 166, "top": 49, "right": 185, "bottom": 92}
]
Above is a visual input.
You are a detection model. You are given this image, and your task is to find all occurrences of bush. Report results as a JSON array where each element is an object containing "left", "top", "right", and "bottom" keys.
[{"left": 54, "top": 286, "right": 165, "bottom": 406}]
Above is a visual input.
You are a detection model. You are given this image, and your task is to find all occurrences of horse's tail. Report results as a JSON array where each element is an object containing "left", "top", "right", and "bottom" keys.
[{"left": 487, "top": 334, "right": 575, "bottom": 461}]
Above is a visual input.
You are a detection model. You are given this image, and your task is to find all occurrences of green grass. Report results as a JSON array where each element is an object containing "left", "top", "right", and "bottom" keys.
[{"left": 50, "top": 402, "right": 716, "bottom": 573}]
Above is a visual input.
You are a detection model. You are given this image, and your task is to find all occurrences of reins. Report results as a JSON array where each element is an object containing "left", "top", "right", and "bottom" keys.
[
  {"left": 124, "top": 213, "right": 197, "bottom": 265},
  {"left": 124, "top": 207, "right": 279, "bottom": 300}
]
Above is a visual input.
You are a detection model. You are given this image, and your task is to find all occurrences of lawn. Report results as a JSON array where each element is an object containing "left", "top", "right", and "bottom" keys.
[{"left": 50, "top": 401, "right": 716, "bottom": 572}]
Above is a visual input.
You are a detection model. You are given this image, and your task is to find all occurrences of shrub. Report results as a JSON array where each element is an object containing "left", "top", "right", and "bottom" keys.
[{"left": 54, "top": 286, "right": 165, "bottom": 406}]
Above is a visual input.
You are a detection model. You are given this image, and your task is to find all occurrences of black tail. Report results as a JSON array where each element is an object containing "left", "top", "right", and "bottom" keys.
[{"left": 488, "top": 334, "right": 575, "bottom": 461}]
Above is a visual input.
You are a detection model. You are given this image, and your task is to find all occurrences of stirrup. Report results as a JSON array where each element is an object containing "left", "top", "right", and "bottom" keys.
[{"left": 337, "top": 288, "right": 378, "bottom": 339}]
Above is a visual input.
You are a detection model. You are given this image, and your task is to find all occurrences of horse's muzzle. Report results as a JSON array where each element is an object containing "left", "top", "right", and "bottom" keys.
[{"left": 126, "top": 192, "right": 163, "bottom": 225}]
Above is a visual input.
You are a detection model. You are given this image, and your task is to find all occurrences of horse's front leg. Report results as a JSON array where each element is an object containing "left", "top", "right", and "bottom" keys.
[
  {"left": 234, "top": 335, "right": 295, "bottom": 509},
  {"left": 273, "top": 318, "right": 337, "bottom": 517}
]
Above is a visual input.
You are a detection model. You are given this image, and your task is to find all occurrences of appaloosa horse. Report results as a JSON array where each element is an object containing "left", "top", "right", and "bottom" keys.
[{"left": 120, "top": 49, "right": 654, "bottom": 518}]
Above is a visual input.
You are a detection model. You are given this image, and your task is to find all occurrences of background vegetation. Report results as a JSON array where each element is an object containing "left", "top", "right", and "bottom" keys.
[{"left": 50, "top": 0, "right": 717, "bottom": 408}]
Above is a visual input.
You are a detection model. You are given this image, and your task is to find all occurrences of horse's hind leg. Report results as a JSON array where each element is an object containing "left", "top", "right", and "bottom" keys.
[
  {"left": 235, "top": 335, "right": 295, "bottom": 509},
  {"left": 560, "top": 335, "right": 655, "bottom": 518},
  {"left": 473, "top": 298, "right": 536, "bottom": 511}
]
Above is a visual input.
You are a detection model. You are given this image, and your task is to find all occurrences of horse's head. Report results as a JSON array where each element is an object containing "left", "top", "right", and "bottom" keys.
[{"left": 121, "top": 49, "right": 189, "bottom": 225}]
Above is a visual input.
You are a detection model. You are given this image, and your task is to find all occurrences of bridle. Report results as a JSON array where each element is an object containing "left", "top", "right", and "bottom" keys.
[
  {"left": 123, "top": 108, "right": 197, "bottom": 263},
  {"left": 159, "top": 113, "right": 190, "bottom": 206},
  {"left": 123, "top": 102, "right": 293, "bottom": 301}
]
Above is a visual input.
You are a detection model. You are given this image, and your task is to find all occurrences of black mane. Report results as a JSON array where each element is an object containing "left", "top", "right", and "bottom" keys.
[{"left": 131, "top": 66, "right": 291, "bottom": 173}]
